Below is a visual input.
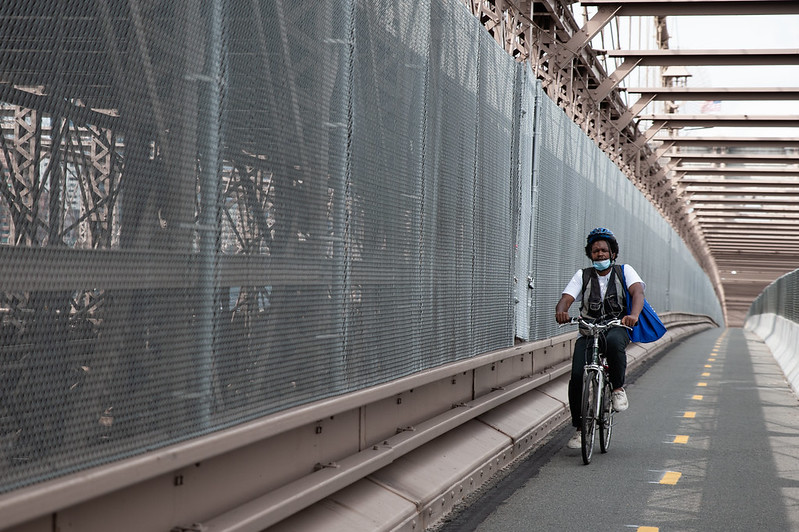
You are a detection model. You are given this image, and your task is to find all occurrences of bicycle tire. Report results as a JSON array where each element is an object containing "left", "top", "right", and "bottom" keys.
[
  {"left": 599, "top": 377, "right": 613, "bottom": 453},
  {"left": 580, "top": 371, "right": 598, "bottom": 464}
]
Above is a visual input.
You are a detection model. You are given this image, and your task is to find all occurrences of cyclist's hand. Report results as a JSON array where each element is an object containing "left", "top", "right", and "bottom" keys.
[
  {"left": 555, "top": 311, "right": 571, "bottom": 324},
  {"left": 622, "top": 314, "right": 639, "bottom": 328}
]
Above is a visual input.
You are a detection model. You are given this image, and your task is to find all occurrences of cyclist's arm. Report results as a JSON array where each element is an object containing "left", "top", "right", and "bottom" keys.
[
  {"left": 623, "top": 282, "right": 645, "bottom": 327},
  {"left": 556, "top": 270, "right": 583, "bottom": 324},
  {"left": 555, "top": 293, "right": 575, "bottom": 324}
]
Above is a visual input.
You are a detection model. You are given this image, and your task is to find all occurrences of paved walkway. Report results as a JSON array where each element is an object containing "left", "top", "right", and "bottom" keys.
[{"left": 441, "top": 328, "right": 799, "bottom": 531}]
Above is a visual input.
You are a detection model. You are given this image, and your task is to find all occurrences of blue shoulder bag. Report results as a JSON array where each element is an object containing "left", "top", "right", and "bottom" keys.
[{"left": 617, "top": 265, "right": 667, "bottom": 343}]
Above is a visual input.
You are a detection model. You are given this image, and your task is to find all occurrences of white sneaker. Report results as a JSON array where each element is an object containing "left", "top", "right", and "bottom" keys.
[
  {"left": 567, "top": 431, "right": 582, "bottom": 449},
  {"left": 612, "top": 389, "right": 629, "bottom": 412}
]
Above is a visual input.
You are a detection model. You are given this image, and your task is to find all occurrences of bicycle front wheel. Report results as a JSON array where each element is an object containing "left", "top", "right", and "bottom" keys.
[
  {"left": 580, "top": 371, "right": 599, "bottom": 464},
  {"left": 599, "top": 378, "right": 613, "bottom": 453}
]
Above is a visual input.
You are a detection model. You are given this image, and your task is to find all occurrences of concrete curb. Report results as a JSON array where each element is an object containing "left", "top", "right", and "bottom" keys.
[{"left": 268, "top": 321, "right": 715, "bottom": 532}]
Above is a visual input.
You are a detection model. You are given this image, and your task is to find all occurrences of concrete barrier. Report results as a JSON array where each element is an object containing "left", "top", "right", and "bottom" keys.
[{"left": 745, "top": 313, "right": 799, "bottom": 396}]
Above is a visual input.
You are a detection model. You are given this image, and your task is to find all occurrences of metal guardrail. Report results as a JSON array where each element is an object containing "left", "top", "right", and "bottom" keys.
[{"left": 0, "top": 312, "right": 716, "bottom": 532}]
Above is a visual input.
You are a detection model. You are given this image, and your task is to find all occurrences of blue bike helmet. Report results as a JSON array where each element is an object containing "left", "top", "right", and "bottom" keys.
[{"left": 585, "top": 227, "right": 619, "bottom": 258}]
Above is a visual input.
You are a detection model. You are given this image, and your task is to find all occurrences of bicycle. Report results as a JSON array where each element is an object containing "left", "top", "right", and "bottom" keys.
[{"left": 565, "top": 317, "right": 631, "bottom": 464}]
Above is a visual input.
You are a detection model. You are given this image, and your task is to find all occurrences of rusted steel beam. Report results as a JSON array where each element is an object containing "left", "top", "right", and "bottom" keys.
[
  {"left": 627, "top": 87, "right": 799, "bottom": 101},
  {"left": 582, "top": 0, "right": 799, "bottom": 16}
]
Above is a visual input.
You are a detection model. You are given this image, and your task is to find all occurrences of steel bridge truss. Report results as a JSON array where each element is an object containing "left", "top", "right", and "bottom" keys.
[{"left": 461, "top": 0, "right": 799, "bottom": 325}]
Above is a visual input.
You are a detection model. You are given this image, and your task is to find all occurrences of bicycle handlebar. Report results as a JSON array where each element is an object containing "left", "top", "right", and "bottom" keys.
[{"left": 559, "top": 317, "right": 632, "bottom": 332}]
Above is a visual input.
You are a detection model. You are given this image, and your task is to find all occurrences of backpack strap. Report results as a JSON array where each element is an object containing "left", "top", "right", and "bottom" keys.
[
  {"left": 615, "top": 263, "right": 630, "bottom": 313},
  {"left": 579, "top": 267, "right": 599, "bottom": 308},
  {"left": 579, "top": 267, "right": 602, "bottom": 314},
  {"left": 580, "top": 267, "right": 591, "bottom": 296},
  {"left": 614, "top": 264, "right": 627, "bottom": 296}
]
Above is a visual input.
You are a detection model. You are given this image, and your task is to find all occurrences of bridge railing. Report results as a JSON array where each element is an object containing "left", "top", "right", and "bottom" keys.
[
  {"left": 0, "top": 312, "right": 715, "bottom": 532},
  {"left": 745, "top": 268, "right": 799, "bottom": 393}
]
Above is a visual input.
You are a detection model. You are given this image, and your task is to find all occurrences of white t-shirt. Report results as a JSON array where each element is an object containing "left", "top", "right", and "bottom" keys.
[{"left": 562, "top": 264, "right": 645, "bottom": 302}]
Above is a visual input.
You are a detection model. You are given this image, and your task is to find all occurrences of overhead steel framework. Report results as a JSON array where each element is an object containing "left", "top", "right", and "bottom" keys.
[
  {"left": 0, "top": 0, "right": 796, "bottom": 327},
  {"left": 461, "top": 0, "right": 799, "bottom": 325}
]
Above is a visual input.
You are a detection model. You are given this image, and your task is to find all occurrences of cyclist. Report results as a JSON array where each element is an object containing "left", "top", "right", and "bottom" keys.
[{"left": 555, "top": 227, "right": 645, "bottom": 449}]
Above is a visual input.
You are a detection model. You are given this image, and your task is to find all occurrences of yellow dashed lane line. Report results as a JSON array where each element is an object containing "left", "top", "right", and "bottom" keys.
[
  {"left": 643, "top": 338, "right": 724, "bottom": 526},
  {"left": 645, "top": 340, "right": 717, "bottom": 525}
]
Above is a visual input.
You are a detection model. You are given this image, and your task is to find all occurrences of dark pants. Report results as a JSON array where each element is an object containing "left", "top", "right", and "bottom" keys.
[{"left": 568, "top": 327, "right": 629, "bottom": 428}]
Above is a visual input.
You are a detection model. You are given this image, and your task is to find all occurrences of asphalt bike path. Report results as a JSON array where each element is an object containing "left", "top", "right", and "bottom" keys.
[{"left": 436, "top": 328, "right": 799, "bottom": 532}]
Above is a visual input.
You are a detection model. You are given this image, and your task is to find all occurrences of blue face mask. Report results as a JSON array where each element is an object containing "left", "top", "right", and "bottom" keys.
[{"left": 592, "top": 259, "right": 612, "bottom": 271}]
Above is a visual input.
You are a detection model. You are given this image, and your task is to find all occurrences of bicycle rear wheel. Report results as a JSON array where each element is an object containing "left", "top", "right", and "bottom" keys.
[
  {"left": 599, "top": 378, "right": 613, "bottom": 453},
  {"left": 580, "top": 371, "right": 598, "bottom": 464}
]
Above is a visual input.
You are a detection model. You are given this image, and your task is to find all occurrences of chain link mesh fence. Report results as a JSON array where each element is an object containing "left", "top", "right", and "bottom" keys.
[
  {"left": 748, "top": 269, "right": 799, "bottom": 323},
  {"left": 0, "top": 0, "right": 721, "bottom": 494}
]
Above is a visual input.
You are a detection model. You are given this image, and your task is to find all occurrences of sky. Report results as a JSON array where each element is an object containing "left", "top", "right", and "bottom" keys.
[{"left": 669, "top": 15, "right": 799, "bottom": 125}]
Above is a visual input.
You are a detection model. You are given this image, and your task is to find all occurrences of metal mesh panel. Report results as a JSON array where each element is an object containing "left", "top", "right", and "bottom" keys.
[
  {"left": 749, "top": 269, "right": 799, "bottom": 323},
  {"left": 347, "top": 0, "right": 430, "bottom": 386},
  {"left": 0, "top": 0, "right": 721, "bottom": 496},
  {"left": 473, "top": 27, "right": 516, "bottom": 353},
  {"left": 529, "top": 91, "right": 593, "bottom": 340},
  {"left": 0, "top": 0, "right": 235, "bottom": 492},
  {"left": 528, "top": 85, "right": 722, "bottom": 341},
  {"left": 218, "top": 0, "right": 357, "bottom": 418},
  {"left": 421, "top": 3, "right": 480, "bottom": 366},
  {"left": 0, "top": 0, "right": 521, "bottom": 493}
]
